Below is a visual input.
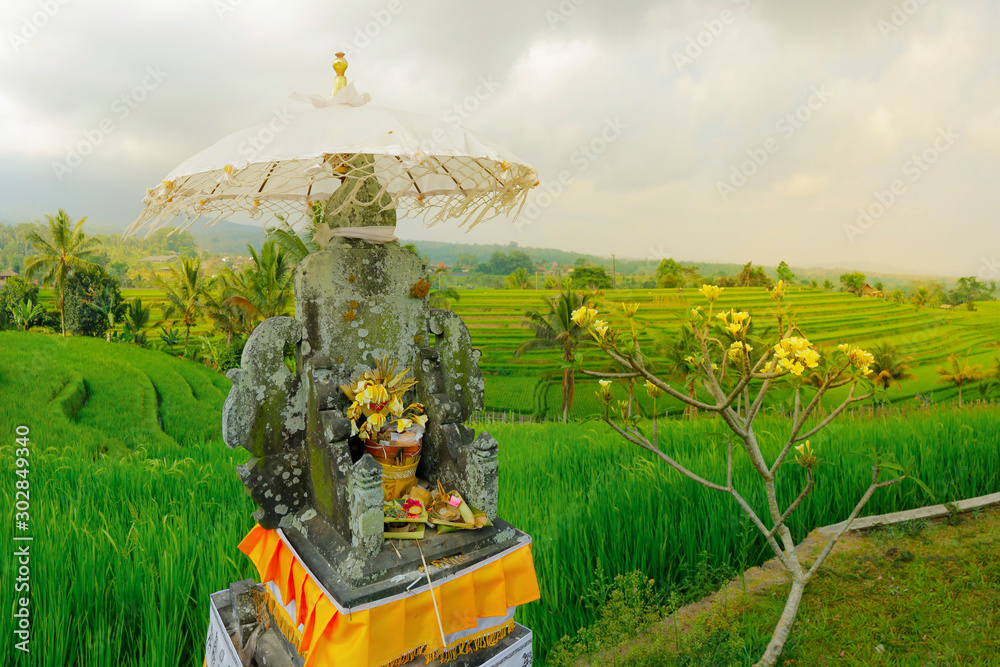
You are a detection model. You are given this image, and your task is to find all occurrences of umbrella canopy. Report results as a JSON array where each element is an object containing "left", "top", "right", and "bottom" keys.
[{"left": 126, "top": 56, "right": 537, "bottom": 238}]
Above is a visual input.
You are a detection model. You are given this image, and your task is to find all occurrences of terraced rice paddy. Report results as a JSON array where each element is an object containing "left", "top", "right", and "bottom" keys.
[
  {"left": 447, "top": 288, "right": 1000, "bottom": 419},
  {"left": 37, "top": 286, "right": 1000, "bottom": 420}
]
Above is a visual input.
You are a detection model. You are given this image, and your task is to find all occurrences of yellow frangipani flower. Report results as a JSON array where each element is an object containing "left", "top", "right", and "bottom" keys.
[
  {"left": 774, "top": 336, "right": 820, "bottom": 375},
  {"left": 699, "top": 284, "right": 723, "bottom": 302},
  {"left": 396, "top": 417, "right": 413, "bottom": 432},
  {"left": 716, "top": 312, "right": 728, "bottom": 322},
  {"left": 690, "top": 306, "right": 703, "bottom": 317},
  {"left": 596, "top": 380, "right": 614, "bottom": 405},
  {"left": 621, "top": 302, "right": 640, "bottom": 318},
  {"left": 571, "top": 306, "right": 598, "bottom": 327},
  {"left": 795, "top": 440, "right": 817, "bottom": 468},
  {"left": 367, "top": 411, "right": 386, "bottom": 429},
  {"left": 592, "top": 320, "right": 609, "bottom": 341},
  {"left": 644, "top": 380, "right": 663, "bottom": 398},
  {"left": 799, "top": 348, "right": 821, "bottom": 369},
  {"left": 363, "top": 383, "right": 389, "bottom": 405},
  {"left": 840, "top": 345, "right": 875, "bottom": 374},
  {"left": 412, "top": 414, "right": 428, "bottom": 427},
  {"left": 387, "top": 396, "right": 404, "bottom": 416},
  {"left": 727, "top": 341, "right": 753, "bottom": 361},
  {"left": 771, "top": 280, "right": 785, "bottom": 301}
]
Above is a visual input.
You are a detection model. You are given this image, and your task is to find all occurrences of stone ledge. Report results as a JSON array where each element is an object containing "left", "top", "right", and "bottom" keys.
[{"left": 817, "top": 491, "right": 1000, "bottom": 536}]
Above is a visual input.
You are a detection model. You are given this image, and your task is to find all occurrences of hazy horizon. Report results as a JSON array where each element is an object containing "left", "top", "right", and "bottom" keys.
[{"left": 2, "top": 1, "right": 999, "bottom": 278}]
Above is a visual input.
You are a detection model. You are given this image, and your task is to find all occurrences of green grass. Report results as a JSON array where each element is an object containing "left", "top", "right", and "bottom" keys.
[
  {"left": 1, "top": 332, "right": 998, "bottom": 665},
  {"left": 493, "top": 412, "right": 1000, "bottom": 661},
  {"left": 0, "top": 332, "right": 254, "bottom": 666},
  {"left": 593, "top": 508, "right": 1000, "bottom": 666}
]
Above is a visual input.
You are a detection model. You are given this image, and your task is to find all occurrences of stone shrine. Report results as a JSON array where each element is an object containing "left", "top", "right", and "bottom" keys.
[{"left": 206, "top": 179, "right": 539, "bottom": 666}]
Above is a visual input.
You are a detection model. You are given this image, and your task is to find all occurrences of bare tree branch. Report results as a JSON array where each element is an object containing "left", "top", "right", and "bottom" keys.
[
  {"left": 729, "top": 487, "right": 793, "bottom": 572},
  {"left": 767, "top": 468, "right": 814, "bottom": 538},
  {"left": 805, "top": 467, "right": 906, "bottom": 580},
  {"left": 581, "top": 369, "right": 641, "bottom": 379},
  {"left": 605, "top": 348, "right": 719, "bottom": 411}
]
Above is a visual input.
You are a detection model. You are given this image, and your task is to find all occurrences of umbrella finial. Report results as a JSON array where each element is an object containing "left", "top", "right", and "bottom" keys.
[{"left": 333, "top": 52, "right": 348, "bottom": 94}]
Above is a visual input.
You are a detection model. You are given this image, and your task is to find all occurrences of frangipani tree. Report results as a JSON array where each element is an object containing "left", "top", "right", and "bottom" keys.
[{"left": 574, "top": 282, "right": 926, "bottom": 667}]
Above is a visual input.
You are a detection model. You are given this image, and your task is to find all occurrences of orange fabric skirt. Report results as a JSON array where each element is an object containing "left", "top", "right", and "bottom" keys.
[{"left": 237, "top": 525, "right": 540, "bottom": 667}]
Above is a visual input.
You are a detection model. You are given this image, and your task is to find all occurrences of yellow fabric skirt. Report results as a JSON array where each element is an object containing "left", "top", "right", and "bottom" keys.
[{"left": 237, "top": 525, "right": 540, "bottom": 667}]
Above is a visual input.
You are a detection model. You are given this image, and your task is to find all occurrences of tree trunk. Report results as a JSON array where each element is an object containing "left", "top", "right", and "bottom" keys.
[
  {"left": 561, "top": 368, "right": 571, "bottom": 423},
  {"left": 958, "top": 384, "right": 963, "bottom": 408},
  {"left": 59, "top": 291, "right": 66, "bottom": 337},
  {"left": 754, "top": 578, "right": 807, "bottom": 667}
]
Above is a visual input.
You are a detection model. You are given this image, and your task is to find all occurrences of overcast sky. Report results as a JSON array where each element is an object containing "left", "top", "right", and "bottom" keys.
[{"left": 1, "top": 0, "right": 998, "bottom": 276}]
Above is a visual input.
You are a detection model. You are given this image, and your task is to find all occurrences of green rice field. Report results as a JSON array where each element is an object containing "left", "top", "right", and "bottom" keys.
[
  {"left": 36, "top": 286, "right": 1000, "bottom": 419},
  {"left": 1, "top": 331, "right": 998, "bottom": 665}
]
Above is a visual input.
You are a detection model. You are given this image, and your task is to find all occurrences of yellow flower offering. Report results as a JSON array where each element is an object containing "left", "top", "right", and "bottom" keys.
[{"left": 340, "top": 358, "right": 426, "bottom": 442}]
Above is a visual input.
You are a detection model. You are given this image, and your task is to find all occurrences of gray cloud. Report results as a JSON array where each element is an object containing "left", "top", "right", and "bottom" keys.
[{"left": 1, "top": 0, "right": 998, "bottom": 275}]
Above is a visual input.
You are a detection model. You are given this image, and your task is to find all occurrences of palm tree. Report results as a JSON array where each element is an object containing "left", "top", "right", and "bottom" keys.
[
  {"left": 911, "top": 287, "right": 931, "bottom": 310},
  {"left": 123, "top": 298, "right": 152, "bottom": 334},
  {"left": 429, "top": 286, "right": 460, "bottom": 310},
  {"left": 204, "top": 279, "right": 250, "bottom": 343},
  {"left": 513, "top": 287, "right": 589, "bottom": 423},
  {"left": 505, "top": 267, "right": 531, "bottom": 289},
  {"left": 869, "top": 342, "right": 915, "bottom": 390},
  {"left": 822, "top": 279, "right": 834, "bottom": 292},
  {"left": 24, "top": 210, "right": 101, "bottom": 336},
  {"left": 86, "top": 286, "right": 126, "bottom": 341},
  {"left": 223, "top": 241, "right": 296, "bottom": 330},
  {"left": 658, "top": 326, "right": 701, "bottom": 418},
  {"left": 156, "top": 256, "right": 211, "bottom": 348},
  {"left": 935, "top": 351, "right": 983, "bottom": 407},
  {"left": 428, "top": 263, "right": 459, "bottom": 310},
  {"left": 267, "top": 205, "right": 321, "bottom": 263}
]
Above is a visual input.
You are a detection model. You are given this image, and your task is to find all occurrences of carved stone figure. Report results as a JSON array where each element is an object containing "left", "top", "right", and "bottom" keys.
[{"left": 222, "top": 182, "right": 507, "bottom": 586}]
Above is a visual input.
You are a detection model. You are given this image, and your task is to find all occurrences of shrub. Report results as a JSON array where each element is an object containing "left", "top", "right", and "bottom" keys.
[
  {"left": 0, "top": 276, "right": 39, "bottom": 329},
  {"left": 64, "top": 266, "right": 124, "bottom": 337}
]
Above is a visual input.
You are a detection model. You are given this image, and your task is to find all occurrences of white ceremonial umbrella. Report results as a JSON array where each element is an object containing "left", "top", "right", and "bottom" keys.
[{"left": 126, "top": 54, "right": 538, "bottom": 239}]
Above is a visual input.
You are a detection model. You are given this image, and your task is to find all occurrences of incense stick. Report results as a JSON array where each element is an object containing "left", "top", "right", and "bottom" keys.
[{"left": 417, "top": 541, "right": 447, "bottom": 649}]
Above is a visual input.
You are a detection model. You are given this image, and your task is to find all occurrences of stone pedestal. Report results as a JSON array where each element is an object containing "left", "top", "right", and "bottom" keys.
[{"left": 206, "top": 582, "right": 533, "bottom": 667}]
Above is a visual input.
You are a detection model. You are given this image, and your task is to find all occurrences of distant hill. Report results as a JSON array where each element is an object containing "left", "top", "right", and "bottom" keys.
[
  {"left": 76, "top": 220, "right": 958, "bottom": 290},
  {"left": 400, "top": 239, "right": 958, "bottom": 291},
  {"left": 176, "top": 221, "right": 268, "bottom": 256},
  {"left": 88, "top": 220, "right": 268, "bottom": 257}
]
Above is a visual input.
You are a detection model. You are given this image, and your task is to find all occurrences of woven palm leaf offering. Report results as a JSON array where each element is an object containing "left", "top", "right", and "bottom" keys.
[
  {"left": 341, "top": 358, "right": 428, "bottom": 501},
  {"left": 430, "top": 480, "right": 492, "bottom": 532}
]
